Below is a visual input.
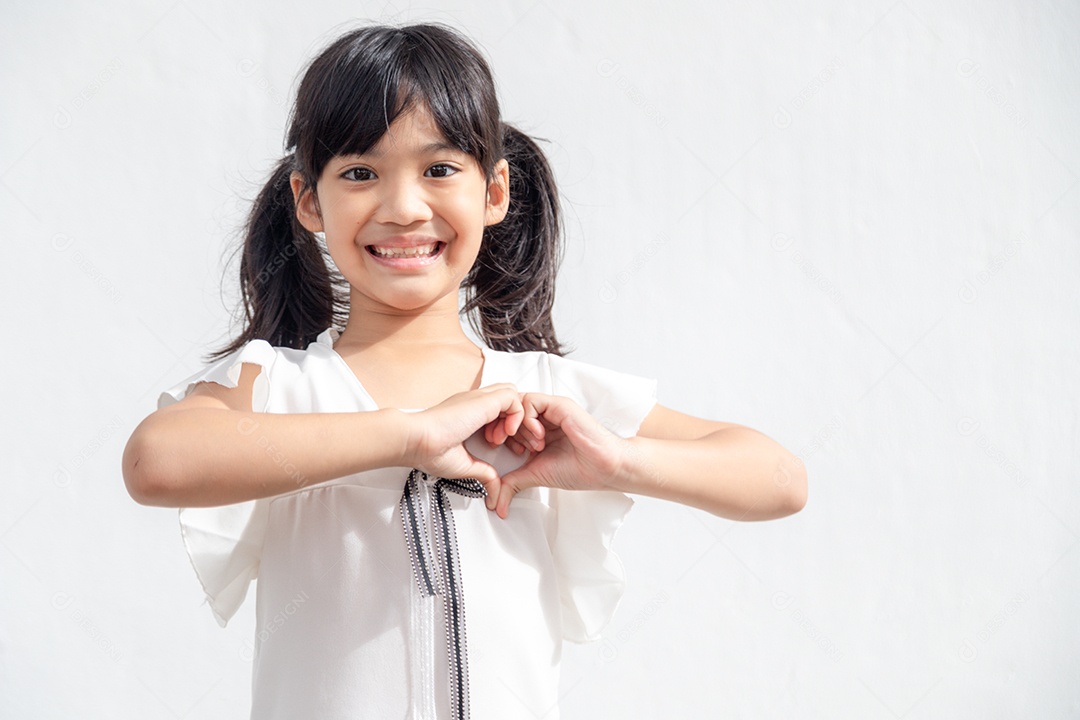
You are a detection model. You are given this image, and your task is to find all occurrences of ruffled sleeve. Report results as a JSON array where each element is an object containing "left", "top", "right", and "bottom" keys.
[
  {"left": 157, "top": 339, "right": 278, "bottom": 413},
  {"left": 157, "top": 340, "right": 278, "bottom": 628},
  {"left": 544, "top": 354, "right": 658, "bottom": 642}
]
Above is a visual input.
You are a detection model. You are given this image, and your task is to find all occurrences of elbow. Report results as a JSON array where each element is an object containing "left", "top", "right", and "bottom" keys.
[
  {"left": 774, "top": 453, "right": 808, "bottom": 518},
  {"left": 122, "top": 425, "right": 179, "bottom": 507},
  {"left": 786, "top": 472, "right": 808, "bottom": 515},
  {"left": 122, "top": 435, "right": 159, "bottom": 506}
]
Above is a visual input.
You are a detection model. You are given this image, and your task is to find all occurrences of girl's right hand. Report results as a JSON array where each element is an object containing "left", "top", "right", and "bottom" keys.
[{"left": 402, "top": 383, "right": 525, "bottom": 504}]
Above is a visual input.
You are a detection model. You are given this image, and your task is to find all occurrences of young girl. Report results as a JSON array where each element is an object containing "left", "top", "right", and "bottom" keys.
[{"left": 123, "top": 22, "right": 806, "bottom": 720}]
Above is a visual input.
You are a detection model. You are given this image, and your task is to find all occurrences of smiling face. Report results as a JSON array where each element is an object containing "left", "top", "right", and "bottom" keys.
[{"left": 290, "top": 106, "right": 509, "bottom": 317}]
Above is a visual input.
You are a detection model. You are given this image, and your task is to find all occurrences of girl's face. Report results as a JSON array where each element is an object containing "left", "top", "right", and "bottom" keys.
[{"left": 291, "top": 106, "right": 509, "bottom": 317}]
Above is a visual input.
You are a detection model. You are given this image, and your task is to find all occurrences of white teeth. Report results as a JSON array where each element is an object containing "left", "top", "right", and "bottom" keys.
[{"left": 371, "top": 243, "right": 438, "bottom": 258}]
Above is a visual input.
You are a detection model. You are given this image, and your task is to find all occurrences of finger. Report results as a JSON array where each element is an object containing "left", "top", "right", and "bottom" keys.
[
  {"left": 461, "top": 461, "right": 500, "bottom": 511},
  {"left": 516, "top": 396, "right": 544, "bottom": 450},
  {"left": 521, "top": 392, "right": 570, "bottom": 423},
  {"left": 495, "top": 466, "right": 541, "bottom": 519},
  {"left": 520, "top": 393, "right": 554, "bottom": 431},
  {"left": 503, "top": 392, "right": 525, "bottom": 426},
  {"left": 502, "top": 405, "right": 524, "bottom": 438},
  {"left": 513, "top": 422, "right": 544, "bottom": 452},
  {"left": 486, "top": 417, "right": 503, "bottom": 446},
  {"left": 522, "top": 416, "right": 546, "bottom": 450},
  {"left": 524, "top": 393, "right": 590, "bottom": 437},
  {"left": 520, "top": 391, "right": 554, "bottom": 410},
  {"left": 520, "top": 393, "right": 541, "bottom": 419},
  {"left": 496, "top": 481, "right": 516, "bottom": 519},
  {"left": 489, "top": 384, "right": 526, "bottom": 417},
  {"left": 474, "top": 383, "right": 520, "bottom": 413}
]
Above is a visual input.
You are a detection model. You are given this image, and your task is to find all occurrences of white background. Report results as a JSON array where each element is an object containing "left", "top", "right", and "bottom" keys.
[{"left": 3, "top": 1, "right": 1078, "bottom": 717}]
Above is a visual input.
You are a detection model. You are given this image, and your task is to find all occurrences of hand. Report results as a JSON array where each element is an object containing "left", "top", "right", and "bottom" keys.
[
  {"left": 494, "top": 392, "right": 627, "bottom": 519},
  {"left": 404, "top": 383, "right": 524, "bottom": 505}
]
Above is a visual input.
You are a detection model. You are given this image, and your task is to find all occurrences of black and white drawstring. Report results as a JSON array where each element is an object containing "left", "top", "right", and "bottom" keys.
[{"left": 400, "top": 469, "right": 487, "bottom": 720}]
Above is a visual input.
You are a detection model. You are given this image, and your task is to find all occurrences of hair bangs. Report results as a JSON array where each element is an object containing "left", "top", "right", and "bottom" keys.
[
  {"left": 289, "top": 25, "right": 500, "bottom": 184},
  {"left": 293, "top": 35, "right": 409, "bottom": 177},
  {"left": 397, "top": 35, "right": 497, "bottom": 173}
]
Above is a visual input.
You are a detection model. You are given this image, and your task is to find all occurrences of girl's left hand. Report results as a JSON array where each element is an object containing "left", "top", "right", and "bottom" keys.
[{"left": 493, "top": 393, "right": 627, "bottom": 519}]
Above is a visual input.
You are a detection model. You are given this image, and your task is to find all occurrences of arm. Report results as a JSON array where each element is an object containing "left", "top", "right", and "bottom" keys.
[
  {"left": 617, "top": 403, "right": 807, "bottom": 521},
  {"left": 123, "top": 362, "right": 524, "bottom": 508},
  {"left": 496, "top": 396, "right": 807, "bottom": 521}
]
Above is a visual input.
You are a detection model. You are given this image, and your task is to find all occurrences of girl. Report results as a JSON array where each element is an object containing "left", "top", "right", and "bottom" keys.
[{"left": 123, "top": 22, "right": 807, "bottom": 720}]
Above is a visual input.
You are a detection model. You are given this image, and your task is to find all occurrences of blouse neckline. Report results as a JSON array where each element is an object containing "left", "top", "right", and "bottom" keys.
[{"left": 313, "top": 327, "right": 493, "bottom": 412}]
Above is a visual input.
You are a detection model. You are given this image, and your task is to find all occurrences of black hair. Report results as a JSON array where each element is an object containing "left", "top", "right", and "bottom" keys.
[{"left": 209, "top": 23, "right": 564, "bottom": 361}]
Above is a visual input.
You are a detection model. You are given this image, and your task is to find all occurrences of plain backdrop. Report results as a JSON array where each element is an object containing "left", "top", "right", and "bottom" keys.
[{"left": 3, "top": 1, "right": 1078, "bottom": 717}]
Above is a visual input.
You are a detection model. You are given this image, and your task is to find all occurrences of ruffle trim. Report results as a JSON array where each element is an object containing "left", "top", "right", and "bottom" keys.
[
  {"left": 542, "top": 352, "right": 656, "bottom": 643},
  {"left": 161, "top": 340, "right": 280, "bottom": 626},
  {"left": 157, "top": 338, "right": 278, "bottom": 413},
  {"left": 551, "top": 488, "right": 635, "bottom": 643},
  {"left": 178, "top": 500, "right": 269, "bottom": 627}
]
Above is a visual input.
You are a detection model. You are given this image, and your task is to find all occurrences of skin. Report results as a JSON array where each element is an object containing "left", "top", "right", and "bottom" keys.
[{"left": 124, "top": 104, "right": 807, "bottom": 521}]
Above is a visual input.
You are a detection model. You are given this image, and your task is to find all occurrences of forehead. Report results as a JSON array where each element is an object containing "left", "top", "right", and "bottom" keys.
[{"left": 360, "top": 107, "right": 461, "bottom": 158}]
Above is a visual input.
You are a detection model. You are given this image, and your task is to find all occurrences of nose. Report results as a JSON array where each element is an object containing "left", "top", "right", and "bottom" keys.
[{"left": 373, "top": 174, "right": 433, "bottom": 226}]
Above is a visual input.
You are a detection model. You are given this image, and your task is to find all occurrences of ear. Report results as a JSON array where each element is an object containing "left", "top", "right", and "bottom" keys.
[
  {"left": 289, "top": 171, "right": 324, "bottom": 233},
  {"left": 484, "top": 159, "right": 510, "bottom": 226}
]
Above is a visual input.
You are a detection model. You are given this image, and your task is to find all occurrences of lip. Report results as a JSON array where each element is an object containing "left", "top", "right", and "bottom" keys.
[{"left": 364, "top": 237, "right": 446, "bottom": 269}]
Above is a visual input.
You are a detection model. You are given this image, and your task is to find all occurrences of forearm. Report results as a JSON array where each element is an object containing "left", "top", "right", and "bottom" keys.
[
  {"left": 610, "top": 427, "right": 808, "bottom": 520},
  {"left": 123, "top": 407, "right": 411, "bottom": 508}
]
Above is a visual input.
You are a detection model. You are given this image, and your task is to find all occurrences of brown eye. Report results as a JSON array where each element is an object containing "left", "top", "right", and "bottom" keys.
[
  {"left": 426, "top": 164, "right": 457, "bottom": 178},
  {"left": 343, "top": 167, "right": 375, "bottom": 181}
]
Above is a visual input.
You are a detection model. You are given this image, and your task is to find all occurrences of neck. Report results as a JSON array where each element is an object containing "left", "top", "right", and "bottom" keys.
[{"left": 336, "top": 290, "right": 475, "bottom": 351}]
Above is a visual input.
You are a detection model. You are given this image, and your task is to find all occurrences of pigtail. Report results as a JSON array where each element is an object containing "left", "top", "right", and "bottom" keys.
[
  {"left": 464, "top": 123, "right": 565, "bottom": 356},
  {"left": 206, "top": 155, "right": 346, "bottom": 361}
]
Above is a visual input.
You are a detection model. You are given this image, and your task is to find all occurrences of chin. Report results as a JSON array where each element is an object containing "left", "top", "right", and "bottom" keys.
[{"left": 378, "top": 288, "right": 456, "bottom": 313}]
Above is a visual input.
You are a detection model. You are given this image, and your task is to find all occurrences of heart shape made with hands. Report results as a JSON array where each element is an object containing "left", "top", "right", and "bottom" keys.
[{"left": 479, "top": 393, "right": 626, "bottom": 519}]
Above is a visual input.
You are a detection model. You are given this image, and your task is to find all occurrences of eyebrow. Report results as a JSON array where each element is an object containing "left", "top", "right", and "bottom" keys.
[{"left": 360, "top": 141, "right": 463, "bottom": 159}]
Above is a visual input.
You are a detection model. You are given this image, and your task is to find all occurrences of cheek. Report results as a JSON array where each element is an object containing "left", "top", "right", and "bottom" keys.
[
  {"left": 438, "top": 179, "right": 489, "bottom": 218},
  {"left": 323, "top": 241, "right": 352, "bottom": 269},
  {"left": 448, "top": 194, "right": 491, "bottom": 233}
]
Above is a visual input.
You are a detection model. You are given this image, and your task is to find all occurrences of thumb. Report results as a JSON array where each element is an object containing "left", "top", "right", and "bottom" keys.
[
  {"left": 494, "top": 461, "right": 542, "bottom": 519},
  {"left": 451, "top": 457, "right": 502, "bottom": 511}
]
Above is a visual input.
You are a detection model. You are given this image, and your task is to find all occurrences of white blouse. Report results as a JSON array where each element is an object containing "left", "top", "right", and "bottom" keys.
[{"left": 159, "top": 327, "right": 657, "bottom": 720}]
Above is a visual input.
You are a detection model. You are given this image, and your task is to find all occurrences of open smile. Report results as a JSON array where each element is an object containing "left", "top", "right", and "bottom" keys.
[{"left": 364, "top": 241, "right": 446, "bottom": 267}]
